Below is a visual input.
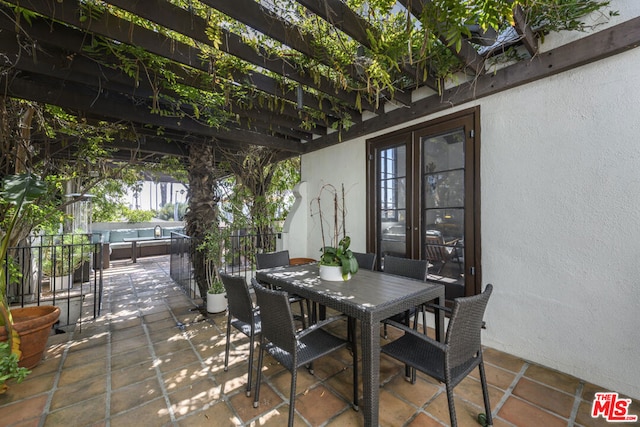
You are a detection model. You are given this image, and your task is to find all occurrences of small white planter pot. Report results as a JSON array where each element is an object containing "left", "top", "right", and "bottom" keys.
[
  {"left": 50, "top": 274, "right": 73, "bottom": 291},
  {"left": 319, "top": 264, "right": 350, "bottom": 281},
  {"left": 207, "top": 292, "right": 227, "bottom": 313}
]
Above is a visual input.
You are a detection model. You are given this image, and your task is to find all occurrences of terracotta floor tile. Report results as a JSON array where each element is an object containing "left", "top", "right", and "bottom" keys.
[
  {"left": 146, "top": 317, "right": 183, "bottom": 336},
  {"left": 469, "top": 362, "right": 516, "bottom": 390},
  {"left": 110, "top": 347, "right": 152, "bottom": 371},
  {"left": 162, "top": 362, "right": 210, "bottom": 393},
  {"left": 296, "top": 384, "right": 350, "bottom": 426},
  {"left": 111, "top": 327, "right": 144, "bottom": 342},
  {"left": 176, "top": 401, "right": 240, "bottom": 427},
  {"left": 109, "top": 318, "right": 143, "bottom": 332},
  {"left": 482, "top": 347, "right": 526, "bottom": 373},
  {"left": 383, "top": 373, "right": 440, "bottom": 408},
  {"left": 268, "top": 367, "right": 322, "bottom": 399},
  {"left": 110, "top": 377, "right": 163, "bottom": 415},
  {"left": 230, "top": 382, "right": 283, "bottom": 423},
  {"left": 423, "top": 391, "right": 489, "bottom": 427},
  {"left": 498, "top": 396, "right": 567, "bottom": 427},
  {"left": 1, "top": 371, "right": 56, "bottom": 403},
  {"left": 248, "top": 405, "right": 307, "bottom": 427},
  {"left": 50, "top": 375, "right": 107, "bottom": 410},
  {"left": 0, "top": 395, "right": 48, "bottom": 426},
  {"left": 168, "top": 378, "right": 222, "bottom": 418},
  {"left": 63, "top": 343, "right": 108, "bottom": 367},
  {"left": 8, "top": 418, "right": 41, "bottom": 427},
  {"left": 143, "top": 309, "right": 174, "bottom": 323},
  {"left": 26, "top": 351, "right": 63, "bottom": 378},
  {"left": 3, "top": 257, "right": 624, "bottom": 427},
  {"left": 378, "top": 388, "right": 419, "bottom": 426},
  {"left": 44, "top": 395, "right": 107, "bottom": 427},
  {"left": 451, "top": 376, "right": 503, "bottom": 413},
  {"left": 111, "top": 359, "right": 156, "bottom": 390},
  {"left": 324, "top": 405, "right": 365, "bottom": 426},
  {"left": 214, "top": 361, "right": 252, "bottom": 395},
  {"left": 57, "top": 358, "right": 108, "bottom": 387},
  {"left": 110, "top": 335, "right": 149, "bottom": 356},
  {"left": 512, "top": 376, "right": 575, "bottom": 418},
  {"left": 325, "top": 366, "right": 359, "bottom": 404},
  {"left": 406, "top": 412, "right": 447, "bottom": 427},
  {"left": 108, "top": 397, "right": 171, "bottom": 427},
  {"left": 309, "top": 352, "right": 354, "bottom": 381},
  {"left": 152, "top": 334, "right": 191, "bottom": 356},
  {"left": 155, "top": 348, "right": 200, "bottom": 374},
  {"left": 524, "top": 363, "right": 581, "bottom": 395}
]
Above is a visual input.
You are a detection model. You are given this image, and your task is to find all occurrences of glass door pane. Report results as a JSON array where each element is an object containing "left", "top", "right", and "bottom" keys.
[
  {"left": 422, "top": 129, "right": 465, "bottom": 292},
  {"left": 378, "top": 145, "right": 407, "bottom": 259}
]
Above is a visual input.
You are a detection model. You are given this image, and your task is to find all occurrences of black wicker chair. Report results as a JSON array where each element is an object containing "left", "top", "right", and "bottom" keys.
[
  {"left": 381, "top": 284, "right": 494, "bottom": 427},
  {"left": 220, "top": 272, "right": 261, "bottom": 397},
  {"left": 255, "top": 250, "right": 309, "bottom": 329},
  {"left": 353, "top": 251, "right": 376, "bottom": 271},
  {"left": 251, "top": 279, "right": 358, "bottom": 427},
  {"left": 255, "top": 250, "right": 291, "bottom": 271},
  {"left": 382, "top": 255, "right": 430, "bottom": 339}
]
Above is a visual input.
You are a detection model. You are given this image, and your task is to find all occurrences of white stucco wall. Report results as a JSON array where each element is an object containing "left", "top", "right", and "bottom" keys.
[
  {"left": 480, "top": 45, "right": 640, "bottom": 399},
  {"left": 288, "top": 2, "right": 640, "bottom": 399}
]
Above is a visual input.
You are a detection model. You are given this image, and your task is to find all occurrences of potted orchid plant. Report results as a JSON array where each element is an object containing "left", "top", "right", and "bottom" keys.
[{"left": 311, "top": 183, "right": 358, "bottom": 281}]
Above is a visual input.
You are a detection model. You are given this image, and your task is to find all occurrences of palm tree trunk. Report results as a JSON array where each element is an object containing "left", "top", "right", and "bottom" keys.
[{"left": 184, "top": 142, "right": 219, "bottom": 300}]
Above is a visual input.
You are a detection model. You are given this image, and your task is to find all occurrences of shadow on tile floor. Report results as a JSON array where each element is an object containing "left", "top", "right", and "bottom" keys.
[{"left": 0, "top": 256, "right": 635, "bottom": 427}]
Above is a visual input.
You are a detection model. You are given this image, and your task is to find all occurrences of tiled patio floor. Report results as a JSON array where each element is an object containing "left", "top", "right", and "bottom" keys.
[{"left": 0, "top": 256, "right": 636, "bottom": 426}]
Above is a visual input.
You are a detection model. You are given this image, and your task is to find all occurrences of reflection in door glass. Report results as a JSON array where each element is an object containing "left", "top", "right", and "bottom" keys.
[
  {"left": 378, "top": 146, "right": 406, "bottom": 258},
  {"left": 422, "top": 130, "right": 465, "bottom": 292}
]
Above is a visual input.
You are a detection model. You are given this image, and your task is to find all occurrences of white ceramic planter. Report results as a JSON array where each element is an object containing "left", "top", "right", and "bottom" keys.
[
  {"left": 207, "top": 292, "right": 227, "bottom": 313},
  {"left": 50, "top": 274, "right": 73, "bottom": 291},
  {"left": 319, "top": 264, "right": 351, "bottom": 281}
]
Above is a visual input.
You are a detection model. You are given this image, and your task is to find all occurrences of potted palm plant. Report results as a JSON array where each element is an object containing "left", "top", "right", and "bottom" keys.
[
  {"left": 311, "top": 183, "right": 358, "bottom": 281},
  {"left": 1, "top": 174, "right": 61, "bottom": 375}
]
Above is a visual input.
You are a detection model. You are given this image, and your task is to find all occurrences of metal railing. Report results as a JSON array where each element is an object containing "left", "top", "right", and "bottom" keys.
[
  {"left": 4, "top": 234, "right": 104, "bottom": 330},
  {"left": 169, "top": 229, "right": 278, "bottom": 301}
]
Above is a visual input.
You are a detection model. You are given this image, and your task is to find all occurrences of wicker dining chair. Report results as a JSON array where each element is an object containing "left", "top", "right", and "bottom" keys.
[
  {"left": 220, "top": 272, "right": 261, "bottom": 397},
  {"left": 382, "top": 255, "right": 430, "bottom": 339},
  {"left": 353, "top": 251, "right": 376, "bottom": 271},
  {"left": 251, "top": 279, "right": 358, "bottom": 427},
  {"left": 381, "top": 284, "right": 494, "bottom": 427},
  {"left": 425, "top": 230, "right": 462, "bottom": 276},
  {"left": 255, "top": 250, "right": 309, "bottom": 329}
]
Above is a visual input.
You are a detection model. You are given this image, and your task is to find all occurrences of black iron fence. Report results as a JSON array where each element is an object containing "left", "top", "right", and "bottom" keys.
[
  {"left": 169, "top": 229, "right": 278, "bottom": 301},
  {"left": 4, "top": 234, "right": 104, "bottom": 330}
]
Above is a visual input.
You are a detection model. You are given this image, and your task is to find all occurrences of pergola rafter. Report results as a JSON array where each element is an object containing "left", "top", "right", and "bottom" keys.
[{"left": 0, "top": 0, "right": 627, "bottom": 162}]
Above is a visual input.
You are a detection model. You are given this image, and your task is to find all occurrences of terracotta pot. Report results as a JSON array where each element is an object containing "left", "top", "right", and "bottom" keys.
[{"left": 0, "top": 306, "right": 60, "bottom": 369}]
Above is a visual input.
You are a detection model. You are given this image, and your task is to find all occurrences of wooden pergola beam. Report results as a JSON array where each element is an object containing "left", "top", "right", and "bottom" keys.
[
  {"left": 8, "top": 0, "right": 358, "bottom": 122},
  {"left": 204, "top": 0, "right": 412, "bottom": 105},
  {"left": 3, "top": 72, "right": 304, "bottom": 152},
  {"left": 0, "top": 6, "right": 333, "bottom": 134},
  {"left": 513, "top": 5, "right": 539, "bottom": 56},
  {"left": 397, "top": 0, "right": 485, "bottom": 76},
  {"left": 307, "top": 16, "right": 640, "bottom": 151},
  {"left": 296, "top": 0, "right": 440, "bottom": 91},
  {"left": 102, "top": 0, "right": 377, "bottom": 112}
]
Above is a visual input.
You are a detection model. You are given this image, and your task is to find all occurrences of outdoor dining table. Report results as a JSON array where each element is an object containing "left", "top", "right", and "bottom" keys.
[{"left": 255, "top": 262, "right": 445, "bottom": 427}]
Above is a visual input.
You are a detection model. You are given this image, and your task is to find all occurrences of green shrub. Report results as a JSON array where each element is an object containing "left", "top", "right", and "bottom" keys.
[{"left": 0, "top": 341, "right": 30, "bottom": 393}]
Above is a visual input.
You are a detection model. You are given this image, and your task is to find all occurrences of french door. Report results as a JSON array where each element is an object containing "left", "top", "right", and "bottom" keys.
[{"left": 366, "top": 107, "right": 481, "bottom": 298}]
